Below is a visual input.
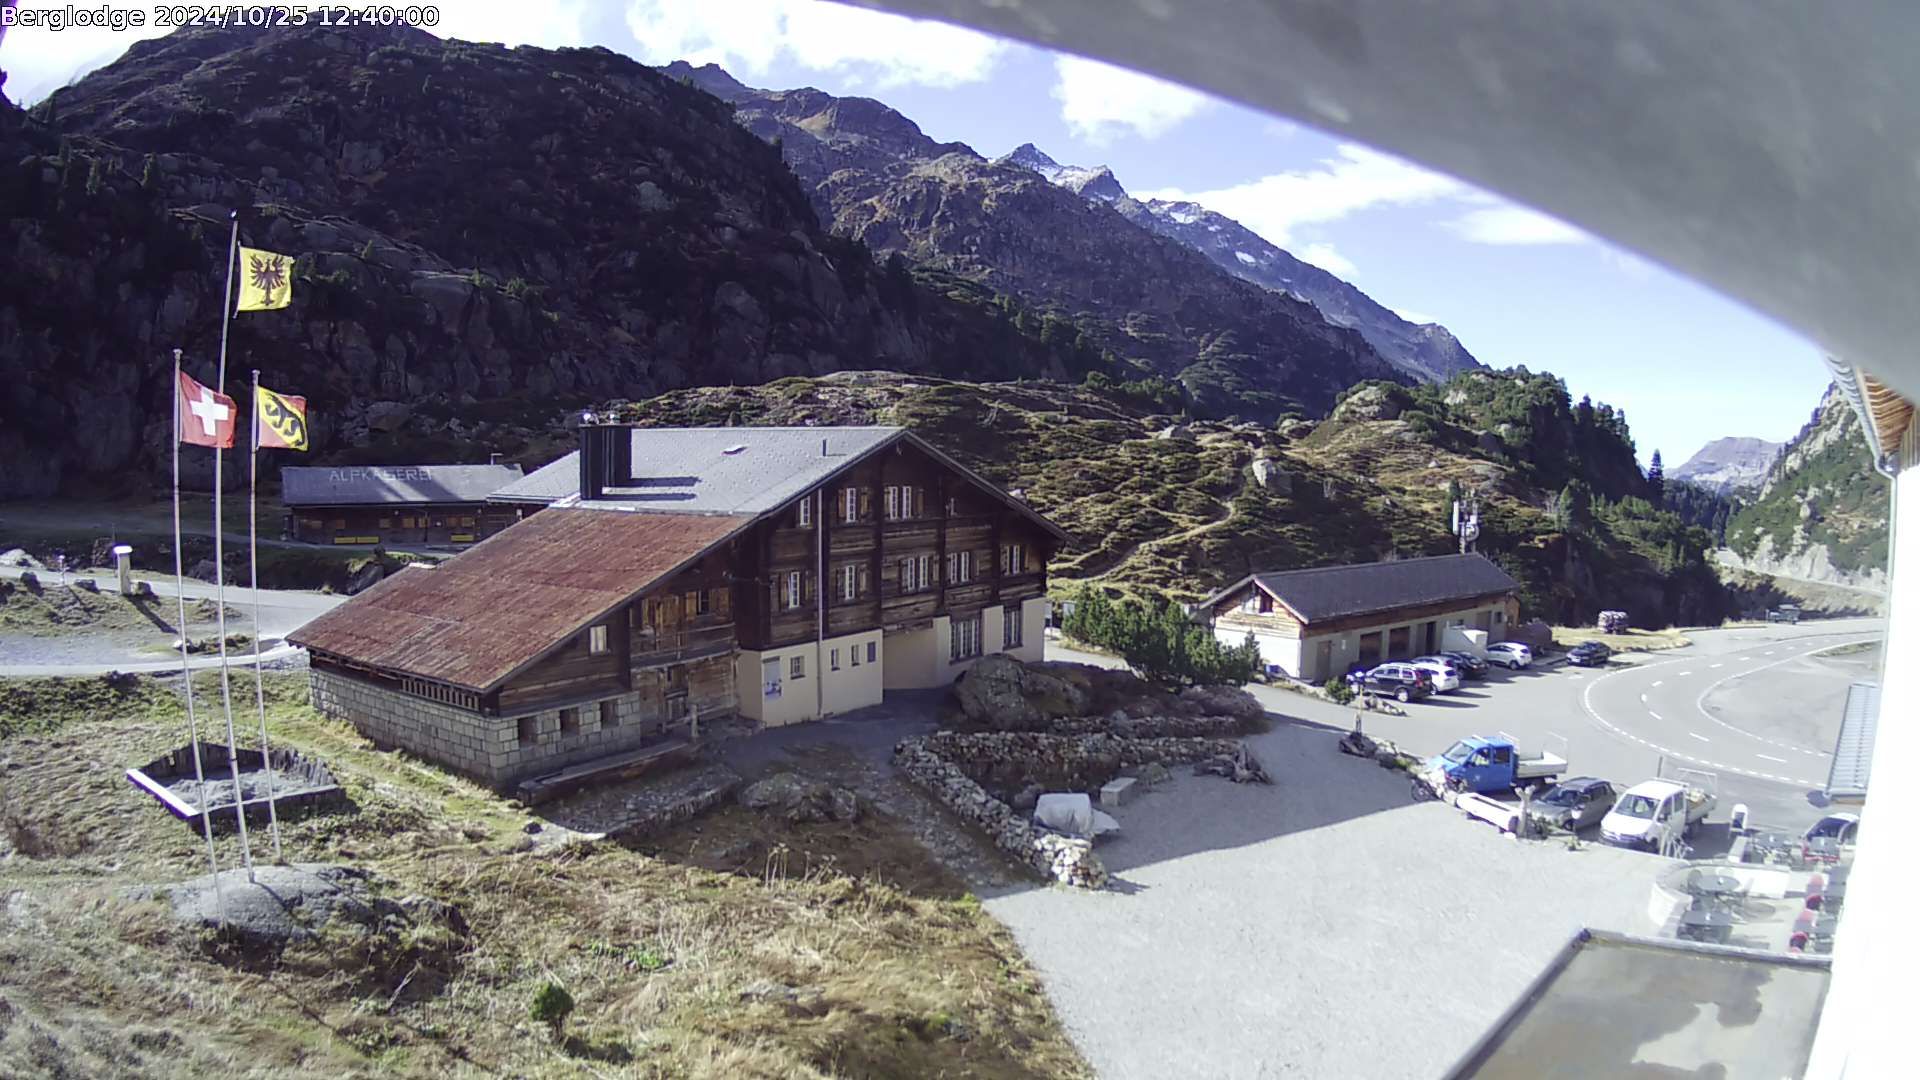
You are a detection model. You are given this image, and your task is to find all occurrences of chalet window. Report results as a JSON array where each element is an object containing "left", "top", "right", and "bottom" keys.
[
  {"left": 517, "top": 716, "right": 537, "bottom": 745},
  {"left": 667, "top": 694, "right": 689, "bottom": 721},
  {"left": 868, "top": 641, "right": 877, "bottom": 663},
  {"left": 900, "top": 554, "right": 935, "bottom": 593},
  {"left": 1002, "top": 543, "right": 1026, "bottom": 575},
  {"left": 843, "top": 487, "right": 860, "bottom": 524},
  {"left": 762, "top": 657, "right": 782, "bottom": 699},
  {"left": 831, "top": 648, "right": 841, "bottom": 671},
  {"left": 884, "top": 486, "right": 899, "bottom": 520},
  {"left": 329, "top": 518, "right": 346, "bottom": 530},
  {"left": 839, "top": 565, "right": 859, "bottom": 601},
  {"left": 946, "top": 550, "right": 974, "bottom": 584},
  {"left": 600, "top": 700, "right": 618, "bottom": 728},
  {"left": 785, "top": 570, "right": 802, "bottom": 610},
  {"left": 791, "top": 655, "right": 805, "bottom": 679},
  {"left": 1240, "top": 593, "right": 1259, "bottom": 614},
  {"left": 588, "top": 625, "right": 609, "bottom": 654},
  {"left": 797, "top": 498, "right": 812, "bottom": 528},
  {"left": 1004, "top": 608, "right": 1023, "bottom": 649},
  {"left": 946, "top": 496, "right": 959, "bottom": 517},
  {"left": 559, "top": 706, "right": 580, "bottom": 734},
  {"left": 950, "top": 613, "right": 983, "bottom": 662},
  {"left": 378, "top": 517, "right": 393, "bottom": 529},
  {"left": 850, "top": 643, "right": 861, "bottom": 667}
]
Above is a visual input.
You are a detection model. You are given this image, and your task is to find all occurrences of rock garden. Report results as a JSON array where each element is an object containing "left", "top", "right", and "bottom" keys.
[{"left": 893, "top": 654, "right": 1273, "bottom": 889}]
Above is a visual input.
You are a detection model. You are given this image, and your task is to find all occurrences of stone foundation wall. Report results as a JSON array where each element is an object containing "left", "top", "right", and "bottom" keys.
[
  {"left": 1047, "top": 713, "right": 1248, "bottom": 739},
  {"left": 308, "top": 667, "right": 724, "bottom": 789},
  {"left": 893, "top": 730, "right": 1255, "bottom": 889}
]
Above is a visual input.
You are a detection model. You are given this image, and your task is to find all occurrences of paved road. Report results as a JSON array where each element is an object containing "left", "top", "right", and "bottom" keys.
[
  {"left": 1050, "top": 617, "right": 1883, "bottom": 835},
  {"left": 0, "top": 565, "right": 340, "bottom": 676}
]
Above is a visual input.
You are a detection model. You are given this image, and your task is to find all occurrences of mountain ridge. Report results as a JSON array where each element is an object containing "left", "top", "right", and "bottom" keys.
[{"left": 1669, "top": 436, "right": 1780, "bottom": 494}]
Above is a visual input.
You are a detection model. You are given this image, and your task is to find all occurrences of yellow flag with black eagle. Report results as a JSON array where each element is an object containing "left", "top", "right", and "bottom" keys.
[
  {"left": 255, "top": 386, "right": 309, "bottom": 451},
  {"left": 236, "top": 246, "right": 294, "bottom": 311}
]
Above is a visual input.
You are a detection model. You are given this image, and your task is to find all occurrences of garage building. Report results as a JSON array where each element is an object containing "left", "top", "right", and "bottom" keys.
[
  {"left": 1197, "top": 553, "right": 1521, "bottom": 682},
  {"left": 281, "top": 463, "right": 525, "bottom": 547}
]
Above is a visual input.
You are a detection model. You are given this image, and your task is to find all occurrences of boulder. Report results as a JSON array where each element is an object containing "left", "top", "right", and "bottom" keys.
[
  {"left": 954, "top": 654, "right": 1090, "bottom": 730},
  {"left": 1331, "top": 384, "right": 1407, "bottom": 422},
  {"left": 364, "top": 400, "right": 413, "bottom": 432},
  {"left": 1177, "top": 684, "right": 1265, "bottom": 724},
  {"left": 1250, "top": 457, "right": 1292, "bottom": 493},
  {"left": 738, "top": 772, "right": 857, "bottom": 825},
  {"left": 0, "top": 548, "right": 42, "bottom": 568},
  {"left": 739, "top": 979, "right": 829, "bottom": 1017}
]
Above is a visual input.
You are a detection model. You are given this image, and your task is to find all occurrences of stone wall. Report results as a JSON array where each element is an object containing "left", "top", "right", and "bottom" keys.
[
  {"left": 893, "top": 730, "right": 1255, "bottom": 889},
  {"left": 309, "top": 665, "right": 730, "bottom": 789}
]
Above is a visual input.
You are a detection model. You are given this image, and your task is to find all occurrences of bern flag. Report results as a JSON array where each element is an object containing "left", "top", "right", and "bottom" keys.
[
  {"left": 255, "top": 386, "right": 309, "bottom": 451},
  {"left": 178, "top": 371, "right": 237, "bottom": 449}
]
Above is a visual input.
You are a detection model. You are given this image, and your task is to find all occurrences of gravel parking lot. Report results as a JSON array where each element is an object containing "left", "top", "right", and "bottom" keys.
[{"left": 981, "top": 718, "right": 1667, "bottom": 1080}]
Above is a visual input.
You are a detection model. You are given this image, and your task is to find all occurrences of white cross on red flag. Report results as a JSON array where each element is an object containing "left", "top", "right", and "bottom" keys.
[{"left": 178, "top": 370, "right": 237, "bottom": 449}]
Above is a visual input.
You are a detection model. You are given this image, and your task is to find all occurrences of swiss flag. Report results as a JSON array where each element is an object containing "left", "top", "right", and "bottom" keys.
[{"left": 178, "top": 371, "right": 237, "bottom": 449}]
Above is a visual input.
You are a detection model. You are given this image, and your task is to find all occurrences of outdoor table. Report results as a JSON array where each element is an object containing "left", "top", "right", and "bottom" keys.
[
  {"left": 1689, "top": 872, "right": 1744, "bottom": 902},
  {"left": 1680, "top": 908, "right": 1735, "bottom": 944}
]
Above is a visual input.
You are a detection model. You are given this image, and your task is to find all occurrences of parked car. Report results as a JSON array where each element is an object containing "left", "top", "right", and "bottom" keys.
[
  {"left": 1408, "top": 656, "right": 1463, "bottom": 692},
  {"left": 1485, "top": 641, "right": 1533, "bottom": 669},
  {"left": 1600, "top": 773, "right": 1717, "bottom": 851},
  {"left": 1766, "top": 605, "right": 1802, "bottom": 624},
  {"left": 1528, "top": 777, "right": 1618, "bottom": 831},
  {"left": 1363, "top": 663, "right": 1435, "bottom": 702},
  {"left": 1441, "top": 650, "right": 1490, "bottom": 678},
  {"left": 1567, "top": 641, "right": 1614, "bottom": 667},
  {"left": 1802, "top": 812, "right": 1860, "bottom": 863},
  {"left": 1343, "top": 662, "right": 1374, "bottom": 687}
]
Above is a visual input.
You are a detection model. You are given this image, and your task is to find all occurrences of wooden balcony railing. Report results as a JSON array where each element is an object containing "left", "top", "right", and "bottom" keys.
[{"left": 631, "top": 622, "right": 737, "bottom": 668}]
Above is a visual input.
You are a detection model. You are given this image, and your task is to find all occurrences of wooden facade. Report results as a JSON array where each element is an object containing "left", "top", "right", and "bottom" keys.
[{"left": 285, "top": 502, "right": 518, "bottom": 547}]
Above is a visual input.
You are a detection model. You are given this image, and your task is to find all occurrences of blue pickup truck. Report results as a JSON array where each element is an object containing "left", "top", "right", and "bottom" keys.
[{"left": 1418, "top": 734, "right": 1569, "bottom": 797}]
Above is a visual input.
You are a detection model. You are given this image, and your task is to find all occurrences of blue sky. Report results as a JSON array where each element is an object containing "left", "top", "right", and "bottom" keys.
[{"left": 1, "top": 0, "right": 1832, "bottom": 467}]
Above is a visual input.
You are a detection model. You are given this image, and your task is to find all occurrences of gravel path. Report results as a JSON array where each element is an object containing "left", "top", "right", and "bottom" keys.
[{"left": 981, "top": 719, "right": 1670, "bottom": 1080}]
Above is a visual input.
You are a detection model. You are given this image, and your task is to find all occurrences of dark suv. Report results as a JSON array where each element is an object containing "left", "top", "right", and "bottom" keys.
[
  {"left": 1363, "top": 662, "right": 1435, "bottom": 702},
  {"left": 1567, "top": 641, "right": 1614, "bottom": 667}
]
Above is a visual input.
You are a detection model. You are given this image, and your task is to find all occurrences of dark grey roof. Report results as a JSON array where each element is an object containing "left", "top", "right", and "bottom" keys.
[
  {"left": 489, "top": 427, "right": 903, "bottom": 512},
  {"left": 1204, "top": 553, "right": 1519, "bottom": 624},
  {"left": 281, "top": 464, "right": 524, "bottom": 507},
  {"left": 489, "top": 426, "right": 1071, "bottom": 540},
  {"left": 1826, "top": 681, "right": 1879, "bottom": 801}
]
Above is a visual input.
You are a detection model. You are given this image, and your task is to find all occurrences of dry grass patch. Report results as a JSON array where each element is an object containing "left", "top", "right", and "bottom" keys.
[
  {"left": 1550, "top": 626, "right": 1693, "bottom": 652},
  {"left": 0, "top": 671, "right": 1088, "bottom": 1078}
]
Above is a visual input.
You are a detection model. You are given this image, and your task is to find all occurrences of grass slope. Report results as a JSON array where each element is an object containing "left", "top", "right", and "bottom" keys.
[{"left": 0, "top": 671, "right": 1087, "bottom": 1078}]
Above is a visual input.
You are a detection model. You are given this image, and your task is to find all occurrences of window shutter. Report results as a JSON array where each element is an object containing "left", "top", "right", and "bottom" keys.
[
  {"left": 859, "top": 565, "right": 870, "bottom": 595},
  {"left": 716, "top": 589, "right": 731, "bottom": 618},
  {"left": 859, "top": 488, "right": 872, "bottom": 519}
]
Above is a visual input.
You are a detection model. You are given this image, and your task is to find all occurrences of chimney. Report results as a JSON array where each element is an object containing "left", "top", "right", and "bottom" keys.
[{"left": 578, "top": 413, "right": 633, "bottom": 500}]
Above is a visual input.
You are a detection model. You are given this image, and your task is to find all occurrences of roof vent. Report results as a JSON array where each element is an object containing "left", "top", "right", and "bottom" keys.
[{"left": 723, "top": 445, "right": 747, "bottom": 455}]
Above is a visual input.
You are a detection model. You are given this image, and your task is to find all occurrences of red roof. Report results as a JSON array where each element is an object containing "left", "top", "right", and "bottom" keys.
[{"left": 287, "top": 509, "right": 746, "bottom": 690}]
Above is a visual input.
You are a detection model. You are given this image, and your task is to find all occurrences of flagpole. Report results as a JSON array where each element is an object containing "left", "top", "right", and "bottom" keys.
[
  {"left": 173, "top": 347, "right": 225, "bottom": 922},
  {"left": 212, "top": 209, "right": 257, "bottom": 880},
  {"left": 248, "top": 368, "right": 283, "bottom": 862}
]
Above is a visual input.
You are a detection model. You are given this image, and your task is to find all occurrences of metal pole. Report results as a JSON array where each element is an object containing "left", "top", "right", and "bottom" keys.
[
  {"left": 212, "top": 211, "right": 256, "bottom": 879},
  {"left": 248, "top": 368, "right": 282, "bottom": 861},
  {"left": 816, "top": 487, "right": 826, "bottom": 722},
  {"left": 173, "top": 347, "right": 224, "bottom": 922}
]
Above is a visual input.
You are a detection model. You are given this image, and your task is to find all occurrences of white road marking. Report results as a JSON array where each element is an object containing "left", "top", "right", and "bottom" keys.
[
  {"left": 1690, "top": 637, "right": 1879, "bottom": 758},
  {"left": 1709, "top": 663, "right": 1724, "bottom": 669},
  {"left": 1678, "top": 671, "right": 1692, "bottom": 677},
  {"left": 1756, "top": 754, "right": 1788, "bottom": 764},
  {"left": 1576, "top": 653, "right": 1823, "bottom": 787},
  {"left": 1688, "top": 732, "right": 1710, "bottom": 742},
  {"left": 1739, "top": 656, "right": 1753, "bottom": 661},
  {"left": 1648, "top": 710, "right": 1663, "bottom": 721},
  {"left": 1651, "top": 680, "right": 1663, "bottom": 687},
  {"left": 1640, "top": 693, "right": 1648, "bottom": 704}
]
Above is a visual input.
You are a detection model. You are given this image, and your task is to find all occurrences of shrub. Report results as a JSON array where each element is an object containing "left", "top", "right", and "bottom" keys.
[
  {"left": 1062, "top": 584, "right": 1261, "bottom": 689},
  {"left": 1323, "top": 677, "right": 1355, "bottom": 705},
  {"left": 529, "top": 981, "right": 574, "bottom": 1041}
]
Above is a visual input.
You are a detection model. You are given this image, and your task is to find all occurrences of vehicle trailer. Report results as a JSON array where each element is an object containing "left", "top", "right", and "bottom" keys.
[{"left": 1420, "top": 734, "right": 1568, "bottom": 796}]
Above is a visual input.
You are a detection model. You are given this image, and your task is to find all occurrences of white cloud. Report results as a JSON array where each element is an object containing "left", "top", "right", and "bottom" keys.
[
  {"left": 1443, "top": 206, "right": 1588, "bottom": 246},
  {"left": 432, "top": 0, "right": 593, "bottom": 48},
  {"left": 623, "top": 0, "right": 1007, "bottom": 88},
  {"left": 1051, "top": 54, "right": 1213, "bottom": 144},
  {"left": 0, "top": 4, "right": 171, "bottom": 105},
  {"left": 1142, "top": 143, "right": 1463, "bottom": 247},
  {"left": 1297, "top": 243, "right": 1358, "bottom": 278}
]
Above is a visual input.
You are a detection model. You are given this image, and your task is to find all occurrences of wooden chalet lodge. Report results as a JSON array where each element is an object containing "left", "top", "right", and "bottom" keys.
[
  {"left": 288, "top": 422, "right": 1067, "bottom": 793},
  {"left": 280, "top": 462, "right": 525, "bottom": 547},
  {"left": 1198, "top": 553, "right": 1522, "bottom": 682}
]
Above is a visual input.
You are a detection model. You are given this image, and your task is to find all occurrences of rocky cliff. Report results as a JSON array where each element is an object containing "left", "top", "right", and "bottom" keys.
[
  {"left": 0, "top": 26, "right": 1110, "bottom": 497},
  {"left": 667, "top": 62, "right": 1405, "bottom": 419},
  {"left": 1669, "top": 436, "right": 1779, "bottom": 494},
  {"left": 1721, "top": 385, "right": 1888, "bottom": 590},
  {"left": 993, "top": 143, "right": 1483, "bottom": 384}
]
